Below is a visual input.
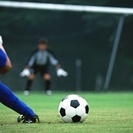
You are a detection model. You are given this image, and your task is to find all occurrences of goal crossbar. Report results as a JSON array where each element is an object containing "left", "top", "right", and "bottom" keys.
[{"left": 0, "top": 1, "right": 133, "bottom": 14}]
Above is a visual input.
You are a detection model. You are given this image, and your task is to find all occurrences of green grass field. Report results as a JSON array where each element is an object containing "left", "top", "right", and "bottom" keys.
[{"left": 0, "top": 92, "right": 133, "bottom": 133}]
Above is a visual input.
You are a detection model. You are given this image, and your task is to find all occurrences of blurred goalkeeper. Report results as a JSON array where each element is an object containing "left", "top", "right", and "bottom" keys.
[{"left": 20, "top": 39, "right": 68, "bottom": 95}]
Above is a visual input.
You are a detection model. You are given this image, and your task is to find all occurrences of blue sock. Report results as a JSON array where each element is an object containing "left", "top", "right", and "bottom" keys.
[{"left": 0, "top": 82, "right": 35, "bottom": 118}]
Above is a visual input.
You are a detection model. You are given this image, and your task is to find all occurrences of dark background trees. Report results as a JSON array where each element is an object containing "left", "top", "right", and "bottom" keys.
[{"left": 0, "top": 0, "right": 133, "bottom": 91}]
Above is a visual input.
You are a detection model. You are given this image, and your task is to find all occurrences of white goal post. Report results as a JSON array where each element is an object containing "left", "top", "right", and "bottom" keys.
[
  {"left": 0, "top": 1, "right": 133, "bottom": 90},
  {"left": 0, "top": 1, "right": 133, "bottom": 14}
]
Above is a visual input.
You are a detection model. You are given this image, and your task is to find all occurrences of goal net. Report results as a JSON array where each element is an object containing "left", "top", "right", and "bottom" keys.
[{"left": 0, "top": 1, "right": 133, "bottom": 91}]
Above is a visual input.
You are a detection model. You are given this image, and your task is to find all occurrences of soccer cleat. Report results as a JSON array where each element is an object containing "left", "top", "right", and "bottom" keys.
[
  {"left": 45, "top": 90, "right": 52, "bottom": 96},
  {"left": 23, "top": 90, "right": 30, "bottom": 96},
  {"left": 17, "top": 115, "right": 40, "bottom": 123}
]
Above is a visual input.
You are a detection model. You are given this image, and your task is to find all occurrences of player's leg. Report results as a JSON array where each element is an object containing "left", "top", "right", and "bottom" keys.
[
  {"left": 0, "top": 82, "right": 39, "bottom": 123},
  {"left": 41, "top": 65, "right": 52, "bottom": 95},
  {"left": 43, "top": 73, "right": 52, "bottom": 95},
  {"left": 24, "top": 74, "right": 36, "bottom": 95}
]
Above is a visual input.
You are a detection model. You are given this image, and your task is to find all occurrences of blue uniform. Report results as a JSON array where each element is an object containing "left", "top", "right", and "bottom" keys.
[
  {"left": 0, "top": 48, "right": 7, "bottom": 68},
  {"left": 0, "top": 48, "right": 35, "bottom": 119}
]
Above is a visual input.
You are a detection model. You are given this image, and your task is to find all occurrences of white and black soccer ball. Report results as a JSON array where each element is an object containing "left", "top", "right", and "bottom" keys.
[{"left": 58, "top": 94, "right": 89, "bottom": 123}]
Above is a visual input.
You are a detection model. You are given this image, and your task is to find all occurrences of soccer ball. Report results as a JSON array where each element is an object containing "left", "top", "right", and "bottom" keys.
[{"left": 58, "top": 94, "right": 89, "bottom": 123}]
